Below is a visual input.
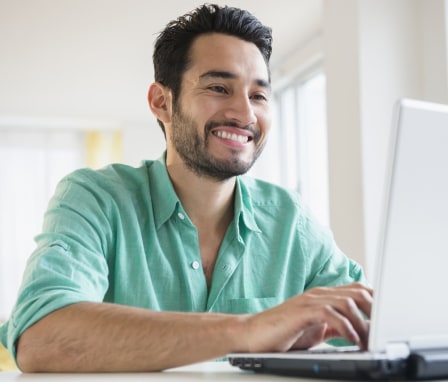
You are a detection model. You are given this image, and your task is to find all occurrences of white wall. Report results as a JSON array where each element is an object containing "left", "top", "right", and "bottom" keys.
[
  {"left": 323, "top": 1, "right": 366, "bottom": 268},
  {"left": 323, "top": 0, "right": 448, "bottom": 279},
  {"left": 122, "top": 122, "right": 166, "bottom": 167}
]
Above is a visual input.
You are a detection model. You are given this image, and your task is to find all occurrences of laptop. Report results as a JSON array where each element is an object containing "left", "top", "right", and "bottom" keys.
[{"left": 228, "top": 98, "right": 448, "bottom": 380}]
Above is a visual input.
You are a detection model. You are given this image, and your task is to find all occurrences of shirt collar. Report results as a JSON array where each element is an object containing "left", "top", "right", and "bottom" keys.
[
  {"left": 234, "top": 176, "right": 262, "bottom": 235},
  {"left": 146, "top": 152, "right": 181, "bottom": 230},
  {"left": 147, "top": 152, "right": 261, "bottom": 234}
]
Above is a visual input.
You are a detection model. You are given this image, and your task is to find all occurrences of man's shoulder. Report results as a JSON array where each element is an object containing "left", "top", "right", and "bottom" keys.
[
  {"left": 62, "top": 162, "right": 150, "bottom": 191},
  {"left": 239, "top": 175, "right": 301, "bottom": 207},
  {"left": 48, "top": 161, "right": 157, "bottom": 217}
]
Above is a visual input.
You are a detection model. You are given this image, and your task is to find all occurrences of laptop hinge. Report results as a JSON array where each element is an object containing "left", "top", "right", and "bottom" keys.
[{"left": 386, "top": 342, "right": 411, "bottom": 359}]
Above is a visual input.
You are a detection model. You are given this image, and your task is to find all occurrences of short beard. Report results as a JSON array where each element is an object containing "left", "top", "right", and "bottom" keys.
[{"left": 170, "top": 102, "right": 265, "bottom": 182}]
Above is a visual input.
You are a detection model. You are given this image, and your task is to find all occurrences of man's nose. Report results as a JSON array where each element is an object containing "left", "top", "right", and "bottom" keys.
[{"left": 223, "top": 93, "right": 257, "bottom": 127}]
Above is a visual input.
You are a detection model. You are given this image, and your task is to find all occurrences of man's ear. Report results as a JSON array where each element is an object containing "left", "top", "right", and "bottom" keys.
[{"left": 148, "top": 82, "right": 172, "bottom": 124}]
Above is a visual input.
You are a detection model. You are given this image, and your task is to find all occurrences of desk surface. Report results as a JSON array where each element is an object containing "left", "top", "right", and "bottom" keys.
[
  {"left": 0, "top": 362, "right": 316, "bottom": 382},
  {"left": 3, "top": 361, "right": 448, "bottom": 382}
]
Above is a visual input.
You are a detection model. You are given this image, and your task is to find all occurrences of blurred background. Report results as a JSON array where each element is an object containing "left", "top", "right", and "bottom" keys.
[{"left": 1, "top": 0, "right": 447, "bottom": 321}]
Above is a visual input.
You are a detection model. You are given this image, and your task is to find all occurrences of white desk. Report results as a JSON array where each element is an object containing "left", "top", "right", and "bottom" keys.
[
  {"left": 0, "top": 362, "right": 319, "bottom": 381},
  {"left": 3, "top": 362, "right": 448, "bottom": 382}
]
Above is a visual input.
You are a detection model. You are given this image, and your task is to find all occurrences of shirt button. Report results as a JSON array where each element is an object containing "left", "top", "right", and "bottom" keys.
[
  {"left": 191, "top": 261, "right": 200, "bottom": 270},
  {"left": 178, "top": 212, "right": 185, "bottom": 220}
]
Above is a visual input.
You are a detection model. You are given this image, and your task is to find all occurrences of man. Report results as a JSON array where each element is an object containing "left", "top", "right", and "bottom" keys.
[{"left": 0, "top": 4, "right": 372, "bottom": 372}]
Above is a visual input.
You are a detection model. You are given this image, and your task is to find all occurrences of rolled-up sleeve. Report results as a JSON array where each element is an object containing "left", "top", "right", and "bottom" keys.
[{"left": 2, "top": 172, "right": 111, "bottom": 359}]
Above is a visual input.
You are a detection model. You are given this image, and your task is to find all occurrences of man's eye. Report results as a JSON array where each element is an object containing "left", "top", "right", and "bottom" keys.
[
  {"left": 251, "top": 94, "right": 268, "bottom": 102},
  {"left": 209, "top": 85, "right": 227, "bottom": 94}
]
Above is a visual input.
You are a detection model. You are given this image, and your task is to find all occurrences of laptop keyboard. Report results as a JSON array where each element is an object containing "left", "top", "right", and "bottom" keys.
[{"left": 295, "top": 345, "right": 362, "bottom": 354}]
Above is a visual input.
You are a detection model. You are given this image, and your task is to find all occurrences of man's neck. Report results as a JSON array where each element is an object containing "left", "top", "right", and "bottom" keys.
[
  {"left": 165, "top": 161, "right": 236, "bottom": 230},
  {"left": 166, "top": 160, "right": 236, "bottom": 288}
]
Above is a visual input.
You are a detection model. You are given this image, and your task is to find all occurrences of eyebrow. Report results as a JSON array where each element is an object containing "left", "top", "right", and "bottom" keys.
[{"left": 199, "top": 70, "right": 271, "bottom": 90}]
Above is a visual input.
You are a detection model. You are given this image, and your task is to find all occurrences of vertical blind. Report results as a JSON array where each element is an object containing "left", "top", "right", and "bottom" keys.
[
  {"left": 250, "top": 72, "right": 329, "bottom": 226},
  {"left": 0, "top": 129, "right": 85, "bottom": 320},
  {"left": 0, "top": 128, "right": 121, "bottom": 321}
]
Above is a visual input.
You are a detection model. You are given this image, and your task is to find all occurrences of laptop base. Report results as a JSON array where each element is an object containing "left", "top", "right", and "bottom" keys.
[
  {"left": 229, "top": 355, "right": 408, "bottom": 380},
  {"left": 408, "top": 348, "right": 448, "bottom": 380}
]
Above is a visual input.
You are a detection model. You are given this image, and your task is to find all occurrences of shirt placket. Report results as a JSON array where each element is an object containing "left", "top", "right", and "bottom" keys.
[
  {"left": 206, "top": 225, "right": 246, "bottom": 312},
  {"left": 175, "top": 209, "right": 208, "bottom": 312}
]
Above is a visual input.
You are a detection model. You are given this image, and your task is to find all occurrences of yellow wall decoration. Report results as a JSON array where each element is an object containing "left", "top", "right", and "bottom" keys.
[
  {"left": 86, "top": 130, "right": 123, "bottom": 169},
  {"left": 0, "top": 342, "right": 17, "bottom": 371}
]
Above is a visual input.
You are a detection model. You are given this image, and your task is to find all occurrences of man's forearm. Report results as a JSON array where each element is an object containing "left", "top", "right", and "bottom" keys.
[
  {"left": 16, "top": 302, "right": 248, "bottom": 372},
  {"left": 16, "top": 283, "right": 372, "bottom": 372}
]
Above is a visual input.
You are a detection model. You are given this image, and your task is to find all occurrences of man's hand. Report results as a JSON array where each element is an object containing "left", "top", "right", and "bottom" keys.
[{"left": 243, "top": 282, "right": 372, "bottom": 353}]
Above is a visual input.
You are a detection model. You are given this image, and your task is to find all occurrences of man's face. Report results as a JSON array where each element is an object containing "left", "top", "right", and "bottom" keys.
[{"left": 167, "top": 33, "right": 272, "bottom": 181}]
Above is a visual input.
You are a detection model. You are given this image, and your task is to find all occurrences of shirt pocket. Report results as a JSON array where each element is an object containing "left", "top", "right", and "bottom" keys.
[{"left": 227, "top": 296, "right": 282, "bottom": 314}]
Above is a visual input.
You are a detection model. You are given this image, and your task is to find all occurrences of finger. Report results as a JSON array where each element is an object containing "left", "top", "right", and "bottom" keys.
[
  {"left": 338, "top": 282, "right": 373, "bottom": 295},
  {"left": 302, "top": 292, "right": 370, "bottom": 348},
  {"left": 314, "top": 305, "right": 363, "bottom": 347},
  {"left": 291, "top": 323, "right": 328, "bottom": 349},
  {"left": 339, "top": 284, "right": 373, "bottom": 319},
  {"left": 333, "top": 297, "right": 370, "bottom": 349},
  {"left": 310, "top": 284, "right": 373, "bottom": 318}
]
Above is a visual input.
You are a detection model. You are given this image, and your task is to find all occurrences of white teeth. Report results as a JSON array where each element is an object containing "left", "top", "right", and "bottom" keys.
[{"left": 215, "top": 131, "right": 249, "bottom": 143}]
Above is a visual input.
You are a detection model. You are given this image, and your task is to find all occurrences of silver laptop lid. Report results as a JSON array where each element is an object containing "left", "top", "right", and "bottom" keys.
[{"left": 370, "top": 99, "right": 448, "bottom": 353}]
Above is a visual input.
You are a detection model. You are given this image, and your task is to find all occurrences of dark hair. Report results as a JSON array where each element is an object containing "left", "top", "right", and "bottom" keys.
[{"left": 152, "top": 3, "right": 273, "bottom": 134}]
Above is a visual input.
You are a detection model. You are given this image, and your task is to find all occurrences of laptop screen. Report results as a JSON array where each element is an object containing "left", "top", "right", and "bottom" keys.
[{"left": 370, "top": 99, "right": 448, "bottom": 352}]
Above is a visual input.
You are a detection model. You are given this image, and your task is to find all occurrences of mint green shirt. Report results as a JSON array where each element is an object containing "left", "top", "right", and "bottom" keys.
[{"left": 0, "top": 153, "right": 365, "bottom": 359}]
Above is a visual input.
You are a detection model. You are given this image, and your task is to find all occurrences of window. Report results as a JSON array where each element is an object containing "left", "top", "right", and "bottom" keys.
[
  {"left": 0, "top": 124, "right": 121, "bottom": 321},
  {"left": 250, "top": 72, "right": 329, "bottom": 226},
  {"left": 296, "top": 73, "right": 329, "bottom": 226},
  {"left": 0, "top": 128, "right": 85, "bottom": 320}
]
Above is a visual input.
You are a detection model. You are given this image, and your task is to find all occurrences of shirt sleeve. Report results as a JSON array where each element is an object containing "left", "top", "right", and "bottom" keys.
[
  {"left": 297, "top": 206, "right": 368, "bottom": 347},
  {"left": 2, "top": 170, "right": 111, "bottom": 360},
  {"left": 298, "top": 205, "right": 367, "bottom": 290}
]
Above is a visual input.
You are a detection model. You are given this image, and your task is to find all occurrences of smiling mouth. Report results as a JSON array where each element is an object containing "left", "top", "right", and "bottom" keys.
[{"left": 213, "top": 130, "right": 252, "bottom": 144}]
